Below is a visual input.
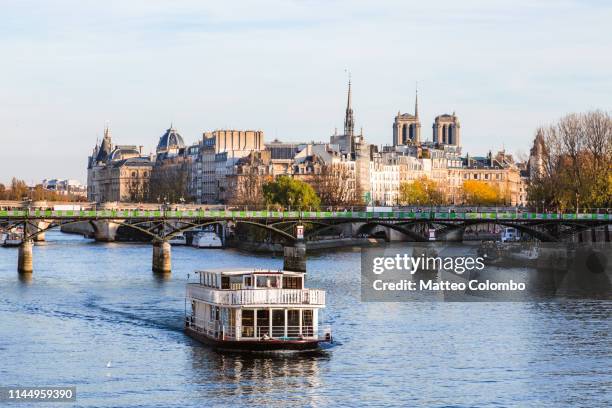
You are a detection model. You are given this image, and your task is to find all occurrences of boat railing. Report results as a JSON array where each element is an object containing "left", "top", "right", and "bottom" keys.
[{"left": 187, "top": 286, "right": 325, "bottom": 306}]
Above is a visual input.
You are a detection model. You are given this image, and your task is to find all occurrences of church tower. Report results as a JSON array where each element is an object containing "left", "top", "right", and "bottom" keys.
[
  {"left": 344, "top": 79, "right": 355, "bottom": 138},
  {"left": 331, "top": 78, "right": 361, "bottom": 155},
  {"left": 433, "top": 112, "right": 460, "bottom": 146},
  {"left": 393, "top": 89, "right": 421, "bottom": 145}
]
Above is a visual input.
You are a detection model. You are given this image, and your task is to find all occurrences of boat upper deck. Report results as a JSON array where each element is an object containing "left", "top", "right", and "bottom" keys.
[{"left": 187, "top": 269, "right": 325, "bottom": 307}]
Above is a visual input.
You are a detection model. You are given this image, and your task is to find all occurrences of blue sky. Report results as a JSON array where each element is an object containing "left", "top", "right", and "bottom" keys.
[{"left": 1, "top": 0, "right": 611, "bottom": 184}]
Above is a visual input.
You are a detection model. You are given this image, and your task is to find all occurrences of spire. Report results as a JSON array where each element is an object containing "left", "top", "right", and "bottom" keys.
[
  {"left": 343, "top": 76, "right": 354, "bottom": 138},
  {"left": 414, "top": 85, "right": 419, "bottom": 118},
  {"left": 103, "top": 121, "right": 111, "bottom": 140}
]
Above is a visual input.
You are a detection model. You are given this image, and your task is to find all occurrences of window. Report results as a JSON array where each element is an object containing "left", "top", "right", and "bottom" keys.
[
  {"left": 257, "top": 276, "right": 278, "bottom": 288},
  {"left": 242, "top": 310, "right": 255, "bottom": 337},
  {"left": 244, "top": 276, "right": 252, "bottom": 287},
  {"left": 302, "top": 309, "right": 313, "bottom": 337},
  {"left": 283, "top": 276, "right": 302, "bottom": 289}
]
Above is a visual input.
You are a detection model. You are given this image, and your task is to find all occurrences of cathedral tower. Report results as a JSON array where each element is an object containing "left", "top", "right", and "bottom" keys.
[
  {"left": 433, "top": 112, "right": 460, "bottom": 146},
  {"left": 393, "top": 89, "right": 421, "bottom": 145}
]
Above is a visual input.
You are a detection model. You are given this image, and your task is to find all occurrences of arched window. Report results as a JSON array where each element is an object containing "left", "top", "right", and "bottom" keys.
[
  {"left": 401, "top": 124, "right": 407, "bottom": 144},
  {"left": 131, "top": 171, "right": 136, "bottom": 178},
  {"left": 409, "top": 124, "right": 415, "bottom": 141},
  {"left": 448, "top": 126, "right": 453, "bottom": 144}
]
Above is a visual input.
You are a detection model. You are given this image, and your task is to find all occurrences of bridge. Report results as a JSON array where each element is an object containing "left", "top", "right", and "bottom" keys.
[{"left": 1, "top": 206, "right": 610, "bottom": 274}]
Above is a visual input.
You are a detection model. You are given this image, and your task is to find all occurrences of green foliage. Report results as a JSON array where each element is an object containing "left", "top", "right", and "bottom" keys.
[{"left": 262, "top": 176, "right": 321, "bottom": 210}]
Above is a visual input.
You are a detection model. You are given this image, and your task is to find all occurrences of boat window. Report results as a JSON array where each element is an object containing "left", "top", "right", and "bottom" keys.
[
  {"left": 282, "top": 276, "right": 302, "bottom": 289},
  {"left": 244, "top": 276, "right": 253, "bottom": 287},
  {"left": 288, "top": 310, "right": 300, "bottom": 337},
  {"left": 302, "top": 309, "right": 313, "bottom": 337},
  {"left": 272, "top": 310, "right": 285, "bottom": 337},
  {"left": 242, "top": 310, "right": 255, "bottom": 337},
  {"left": 221, "top": 276, "right": 230, "bottom": 289},
  {"left": 256, "top": 275, "right": 279, "bottom": 288},
  {"left": 256, "top": 310, "right": 270, "bottom": 337}
]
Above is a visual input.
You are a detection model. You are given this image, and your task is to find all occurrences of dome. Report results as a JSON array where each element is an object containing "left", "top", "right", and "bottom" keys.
[
  {"left": 157, "top": 125, "right": 185, "bottom": 153},
  {"left": 108, "top": 145, "right": 141, "bottom": 162}
]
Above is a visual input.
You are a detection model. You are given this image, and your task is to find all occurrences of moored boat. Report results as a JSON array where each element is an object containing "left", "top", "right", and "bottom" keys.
[
  {"left": 192, "top": 231, "right": 222, "bottom": 248},
  {"left": 168, "top": 233, "right": 187, "bottom": 246},
  {"left": 2, "top": 232, "right": 23, "bottom": 247},
  {"left": 185, "top": 268, "right": 332, "bottom": 352}
]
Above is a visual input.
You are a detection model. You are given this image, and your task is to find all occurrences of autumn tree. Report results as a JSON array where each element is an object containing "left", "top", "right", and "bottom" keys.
[
  {"left": 399, "top": 177, "right": 446, "bottom": 206},
  {"left": 262, "top": 176, "right": 320, "bottom": 210},
  {"left": 148, "top": 162, "right": 190, "bottom": 203},
  {"left": 313, "top": 164, "right": 359, "bottom": 206},
  {"left": 461, "top": 180, "right": 505, "bottom": 205},
  {"left": 229, "top": 169, "right": 268, "bottom": 207},
  {"left": 528, "top": 110, "right": 612, "bottom": 210}
]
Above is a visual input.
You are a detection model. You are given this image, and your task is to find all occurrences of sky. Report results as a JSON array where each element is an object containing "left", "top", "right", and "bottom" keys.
[{"left": 1, "top": 0, "right": 611, "bottom": 185}]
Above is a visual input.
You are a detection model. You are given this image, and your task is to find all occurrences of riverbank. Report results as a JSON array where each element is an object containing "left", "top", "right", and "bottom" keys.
[{"left": 228, "top": 237, "right": 384, "bottom": 253}]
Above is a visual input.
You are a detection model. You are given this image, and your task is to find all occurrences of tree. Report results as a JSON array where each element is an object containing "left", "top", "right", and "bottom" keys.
[
  {"left": 148, "top": 162, "right": 189, "bottom": 203},
  {"left": 528, "top": 110, "right": 612, "bottom": 210},
  {"left": 461, "top": 180, "right": 505, "bottom": 205},
  {"left": 127, "top": 178, "right": 149, "bottom": 203},
  {"left": 399, "top": 177, "right": 445, "bottom": 206},
  {"left": 229, "top": 170, "right": 268, "bottom": 207},
  {"left": 262, "top": 176, "right": 320, "bottom": 210},
  {"left": 313, "top": 164, "right": 358, "bottom": 206},
  {"left": 10, "top": 178, "right": 28, "bottom": 201}
]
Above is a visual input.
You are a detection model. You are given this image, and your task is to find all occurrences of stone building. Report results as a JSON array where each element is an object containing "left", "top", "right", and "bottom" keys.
[
  {"left": 87, "top": 126, "right": 152, "bottom": 203},
  {"left": 459, "top": 151, "right": 523, "bottom": 206},
  {"left": 433, "top": 113, "right": 461, "bottom": 146},
  {"left": 197, "top": 130, "right": 266, "bottom": 203},
  {"left": 393, "top": 90, "right": 421, "bottom": 145},
  {"left": 528, "top": 130, "right": 546, "bottom": 180}
]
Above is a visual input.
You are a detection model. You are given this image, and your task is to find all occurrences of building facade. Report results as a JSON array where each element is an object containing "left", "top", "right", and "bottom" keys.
[{"left": 87, "top": 127, "right": 152, "bottom": 203}]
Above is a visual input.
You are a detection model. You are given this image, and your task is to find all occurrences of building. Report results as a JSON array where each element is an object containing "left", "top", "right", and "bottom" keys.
[
  {"left": 42, "top": 179, "right": 87, "bottom": 198},
  {"left": 433, "top": 113, "right": 461, "bottom": 146},
  {"left": 197, "top": 130, "right": 266, "bottom": 203},
  {"left": 87, "top": 126, "right": 152, "bottom": 203},
  {"left": 459, "top": 151, "right": 523, "bottom": 206},
  {"left": 393, "top": 90, "right": 421, "bottom": 145}
]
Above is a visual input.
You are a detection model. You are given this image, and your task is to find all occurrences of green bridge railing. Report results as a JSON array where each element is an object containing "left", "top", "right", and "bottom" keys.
[{"left": 0, "top": 209, "right": 609, "bottom": 221}]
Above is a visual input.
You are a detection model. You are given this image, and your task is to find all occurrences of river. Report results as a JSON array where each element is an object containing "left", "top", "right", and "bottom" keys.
[{"left": 0, "top": 231, "right": 610, "bottom": 407}]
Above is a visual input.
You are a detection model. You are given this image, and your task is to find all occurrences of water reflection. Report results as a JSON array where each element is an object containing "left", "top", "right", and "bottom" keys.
[
  {"left": 18, "top": 272, "right": 33, "bottom": 285},
  {"left": 188, "top": 345, "right": 327, "bottom": 405}
]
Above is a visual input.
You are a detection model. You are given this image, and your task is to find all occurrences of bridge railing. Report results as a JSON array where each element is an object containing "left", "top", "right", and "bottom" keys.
[{"left": 0, "top": 209, "right": 609, "bottom": 221}]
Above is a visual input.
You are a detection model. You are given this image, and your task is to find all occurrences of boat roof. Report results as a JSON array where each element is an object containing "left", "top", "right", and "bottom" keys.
[{"left": 194, "top": 268, "right": 305, "bottom": 276}]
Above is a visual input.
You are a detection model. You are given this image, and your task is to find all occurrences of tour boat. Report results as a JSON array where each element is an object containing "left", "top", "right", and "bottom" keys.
[
  {"left": 185, "top": 268, "right": 332, "bottom": 352},
  {"left": 192, "top": 231, "right": 222, "bottom": 248}
]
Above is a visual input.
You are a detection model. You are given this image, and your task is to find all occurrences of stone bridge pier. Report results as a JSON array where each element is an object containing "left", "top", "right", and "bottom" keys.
[
  {"left": 30, "top": 220, "right": 51, "bottom": 242},
  {"left": 283, "top": 224, "right": 307, "bottom": 272},
  {"left": 283, "top": 240, "right": 306, "bottom": 272},
  {"left": 90, "top": 220, "right": 121, "bottom": 242},
  {"left": 18, "top": 240, "right": 34, "bottom": 273},
  {"left": 152, "top": 240, "right": 171, "bottom": 273}
]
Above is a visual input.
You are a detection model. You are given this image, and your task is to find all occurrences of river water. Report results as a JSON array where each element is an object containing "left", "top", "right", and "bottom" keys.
[{"left": 0, "top": 231, "right": 610, "bottom": 407}]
